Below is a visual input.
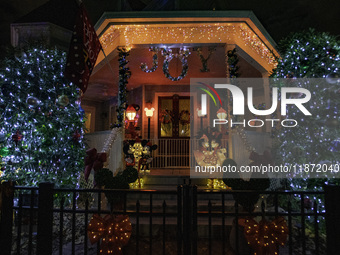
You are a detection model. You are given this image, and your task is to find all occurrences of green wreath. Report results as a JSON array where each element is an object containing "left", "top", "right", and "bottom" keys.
[{"left": 162, "top": 49, "right": 190, "bottom": 81}]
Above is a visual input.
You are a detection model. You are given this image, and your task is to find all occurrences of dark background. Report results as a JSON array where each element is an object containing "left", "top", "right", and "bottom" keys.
[{"left": 0, "top": 0, "right": 339, "bottom": 51}]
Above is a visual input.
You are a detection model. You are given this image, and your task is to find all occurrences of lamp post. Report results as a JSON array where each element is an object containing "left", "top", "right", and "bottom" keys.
[
  {"left": 144, "top": 103, "right": 154, "bottom": 140},
  {"left": 197, "top": 107, "right": 205, "bottom": 130}
]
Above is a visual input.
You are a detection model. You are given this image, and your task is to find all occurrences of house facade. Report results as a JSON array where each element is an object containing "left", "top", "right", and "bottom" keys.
[
  {"left": 84, "top": 11, "right": 278, "bottom": 175},
  {"left": 10, "top": 6, "right": 279, "bottom": 180}
]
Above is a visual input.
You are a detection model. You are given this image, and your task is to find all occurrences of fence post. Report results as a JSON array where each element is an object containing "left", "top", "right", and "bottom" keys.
[
  {"left": 177, "top": 185, "right": 183, "bottom": 255},
  {"left": 324, "top": 185, "right": 340, "bottom": 254},
  {"left": 37, "top": 182, "right": 54, "bottom": 255},
  {"left": 182, "top": 185, "right": 192, "bottom": 255},
  {"left": 0, "top": 181, "right": 14, "bottom": 255}
]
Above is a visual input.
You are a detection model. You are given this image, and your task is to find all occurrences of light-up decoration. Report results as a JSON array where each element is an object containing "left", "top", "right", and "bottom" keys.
[
  {"left": 244, "top": 217, "right": 288, "bottom": 254},
  {"left": 145, "top": 103, "right": 154, "bottom": 139},
  {"left": 125, "top": 104, "right": 140, "bottom": 133},
  {"left": 88, "top": 214, "right": 132, "bottom": 254},
  {"left": 217, "top": 107, "right": 227, "bottom": 120},
  {"left": 129, "top": 178, "right": 144, "bottom": 189},
  {"left": 99, "top": 24, "right": 277, "bottom": 69},
  {"left": 161, "top": 48, "right": 190, "bottom": 81},
  {"left": 144, "top": 104, "right": 155, "bottom": 118},
  {"left": 141, "top": 47, "right": 159, "bottom": 73},
  {"left": 197, "top": 107, "right": 205, "bottom": 117},
  {"left": 126, "top": 105, "right": 137, "bottom": 121},
  {"left": 207, "top": 178, "right": 231, "bottom": 190}
]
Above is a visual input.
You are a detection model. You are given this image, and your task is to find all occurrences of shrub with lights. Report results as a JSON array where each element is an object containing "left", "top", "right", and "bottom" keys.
[
  {"left": 0, "top": 45, "right": 86, "bottom": 187},
  {"left": 271, "top": 29, "right": 340, "bottom": 236}
]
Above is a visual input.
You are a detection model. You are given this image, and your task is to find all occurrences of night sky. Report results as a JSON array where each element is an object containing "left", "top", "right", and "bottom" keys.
[{"left": 0, "top": 0, "right": 340, "bottom": 52}]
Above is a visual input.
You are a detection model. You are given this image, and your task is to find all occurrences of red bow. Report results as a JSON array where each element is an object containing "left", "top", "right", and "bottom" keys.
[
  {"left": 88, "top": 214, "right": 132, "bottom": 255},
  {"left": 84, "top": 148, "right": 107, "bottom": 181}
]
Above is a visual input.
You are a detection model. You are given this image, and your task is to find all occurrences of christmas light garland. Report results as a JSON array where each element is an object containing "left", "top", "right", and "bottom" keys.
[
  {"left": 195, "top": 46, "right": 216, "bottom": 72},
  {"left": 227, "top": 48, "right": 239, "bottom": 78},
  {"left": 116, "top": 48, "right": 131, "bottom": 126},
  {"left": 161, "top": 48, "right": 190, "bottom": 81},
  {"left": 140, "top": 47, "right": 159, "bottom": 73},
  {"left": 100, "top": 24, "right": 277, "bottom": 68}
]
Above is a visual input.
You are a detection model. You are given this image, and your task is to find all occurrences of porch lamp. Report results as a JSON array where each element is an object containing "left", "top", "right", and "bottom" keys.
[
  {"left": 197, "top": 107, "right": 205, "bottom": 129},
  {"left": 126, "top": 105, "right": 137, "bottom": 122},
  {"left": 125, "top": 104, "right": 140, "bottom": 138},
  {"left": 144, "top": 102, "right": 154, "bottom": 139},
  {"left": 216, "top": 107, "right": 227, "bottom": 120}
]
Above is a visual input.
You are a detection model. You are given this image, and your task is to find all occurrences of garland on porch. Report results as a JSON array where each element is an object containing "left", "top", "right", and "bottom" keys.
[
  {"left": 227, "top": 48, "right": 239, "bottom": 78},
  {"left": 195, "top": 46, "right": 216, "bottom": 72},
  {"left": 116, "top": 48, "right": 131, "bottom": 127},
  {"left": 140, "top": 47, "right": 159, "bottom": 73},
  {"left": 162, "top": 48, "right": 190, "bottom": 81}
]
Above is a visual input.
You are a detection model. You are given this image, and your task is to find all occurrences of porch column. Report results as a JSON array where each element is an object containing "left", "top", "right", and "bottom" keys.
[{"left": 225, "top": 44, "right": 236, "bottom": 159}]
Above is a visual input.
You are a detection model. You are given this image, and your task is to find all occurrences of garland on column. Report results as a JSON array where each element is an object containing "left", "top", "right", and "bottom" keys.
[
  {"left": 227, "top": 48, "right": 239, "bottom": 78},
  {"left": 140, "top": 47, "right": 159, "bottom": 73},
  {"left": 116, "top": 48, "right": 131, "bottom": 127},
  {"left": 162, "top": 48, "right": 190, "bottom": 81},
  {"left": 195, "top": 46, "right": 216, "bottom": 72}
]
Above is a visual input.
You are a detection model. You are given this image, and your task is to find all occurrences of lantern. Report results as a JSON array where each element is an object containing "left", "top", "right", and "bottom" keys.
[
  {"left": 217, "top": 107, "right": 227, "bottom": 120},
  {"left": 126, "top": 105, "right": 137, "bottom": 121}
]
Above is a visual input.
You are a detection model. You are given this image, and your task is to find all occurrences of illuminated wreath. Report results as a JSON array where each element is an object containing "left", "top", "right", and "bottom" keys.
[
  {"left": 179, "top": 110, "right": 190, "bottom": 125},
  {"left": 159, "top": 109, "right": 174, "bottom": 124},
  {"left": 140, "top": 47, "right": 159, "bottom": 73},
  {"left": 162, "top": 48, "right": 190, "bottom": 81}
]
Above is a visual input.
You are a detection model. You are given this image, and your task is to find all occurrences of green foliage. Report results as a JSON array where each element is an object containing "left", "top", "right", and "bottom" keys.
[
  {"left": 94, "top": 167, "right": 138, "bottom": 205},
  {"left": 0, "top": 45, "right": 86, "bottom": 187},
  {"left": 222, "top": 159, "right": 270, "bottom": 212},
  {"left": 271, "top": 29, "right": 340, "bottom": 227},
  {"left": 115, "top": 48, "right": 131, "bottom": 127},
  {"left": 271, "top": 28, "right": 340, "bottom": 169}
]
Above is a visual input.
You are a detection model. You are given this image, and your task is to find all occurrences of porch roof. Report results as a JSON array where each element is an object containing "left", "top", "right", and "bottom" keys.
[
  {"left": 94, "top": 10, "right": 279, "bottom": 71},
  {"left": 86, "top": 11, "right": 279, "bottom": 101}
]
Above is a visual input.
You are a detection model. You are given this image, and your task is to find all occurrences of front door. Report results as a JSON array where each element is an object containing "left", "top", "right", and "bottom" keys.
[
  {"left": 158, "top": 94, "right": 191, "bottom": 138},
  {"left": 156, "top": 95, "right": 191, "bottom": 168}
]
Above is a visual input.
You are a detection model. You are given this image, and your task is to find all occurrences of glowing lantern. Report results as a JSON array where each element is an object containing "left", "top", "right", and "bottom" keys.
[{"left": 217, "top": 107, "right": 227, "bottom": 120}]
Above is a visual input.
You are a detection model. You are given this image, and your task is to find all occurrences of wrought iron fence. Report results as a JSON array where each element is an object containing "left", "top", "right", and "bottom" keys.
[{"left": 0, "top": 182, "right": 339, "bottom": 255}]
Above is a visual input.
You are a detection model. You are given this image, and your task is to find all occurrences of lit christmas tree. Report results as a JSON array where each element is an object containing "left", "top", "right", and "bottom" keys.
[
  {"left": 271, "top": 29, "right": 340, "bottom": 212},
  {"left": 0, "top": 45, "right": 86, "bottom": 187}
]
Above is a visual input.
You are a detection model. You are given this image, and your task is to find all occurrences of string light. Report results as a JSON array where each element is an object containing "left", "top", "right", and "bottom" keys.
[{"left": 100, "top": 24, "right": 277, "bottom": 68}]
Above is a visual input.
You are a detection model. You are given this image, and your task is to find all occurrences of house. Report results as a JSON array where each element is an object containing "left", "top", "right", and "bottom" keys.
[{"left": 10, "top": 1, "right": 279, "bottom": 185}]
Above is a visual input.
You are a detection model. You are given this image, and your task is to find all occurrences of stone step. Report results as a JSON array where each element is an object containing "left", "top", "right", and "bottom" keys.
[
  {"left": 125, "top": 199, "right": 236, "bottom": 212},
  {"left": 125, "top": 188, "right": 233, "bottom": 201},
  {"left": 143, "top": 175, "right": 208, "bottom": 186}
]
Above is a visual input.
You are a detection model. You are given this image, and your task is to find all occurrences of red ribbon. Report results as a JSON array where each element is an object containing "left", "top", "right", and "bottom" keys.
[{"left": 84, "top": 148, "right": 107, "bottom": 181}]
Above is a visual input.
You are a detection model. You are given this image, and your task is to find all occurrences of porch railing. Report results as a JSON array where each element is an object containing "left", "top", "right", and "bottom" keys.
[{"left": 149, "top": 139, "right": 229, "bottom": 169}]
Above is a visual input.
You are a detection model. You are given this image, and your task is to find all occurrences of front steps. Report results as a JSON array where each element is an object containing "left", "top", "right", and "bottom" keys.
[{"left": 142, "top": 168, "right": 209, "bottom": 189}]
